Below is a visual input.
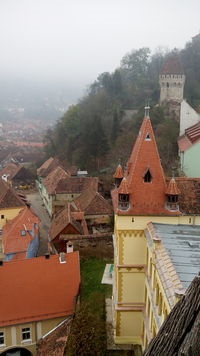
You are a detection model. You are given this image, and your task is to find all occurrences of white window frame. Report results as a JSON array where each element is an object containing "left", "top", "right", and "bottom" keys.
[
  {"left": 0, "top": 331, "right": 5, "bottom": 346},
  {"left": 22, "top": 327, "right": 31, "bottom": 341}
]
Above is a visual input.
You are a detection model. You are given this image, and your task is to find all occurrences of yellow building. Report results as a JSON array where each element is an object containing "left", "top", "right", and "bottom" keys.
[
  {"left": 111, "top": 110, "right": 200, "bottom": 352},
  {"left": 0, "top": 178, "right": 25, "bottom": 230}
]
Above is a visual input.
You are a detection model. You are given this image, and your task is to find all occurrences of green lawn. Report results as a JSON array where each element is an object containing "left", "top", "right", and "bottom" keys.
[{"left": 80, "top": 256, "right": 112, "bottom": 301}]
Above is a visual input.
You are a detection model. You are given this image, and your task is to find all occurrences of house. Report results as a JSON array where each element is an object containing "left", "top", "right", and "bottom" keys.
[
  {"left": 0, "top": 251, "right": 80, "bottom": 355},
  {"left": 49, "top": 186, "right": 113, "bottom": 253},
  {"left": 178, "top": 122, "right": 200, "bottom": 177},
  {"left": 0, "top": 178, "right": 25, "bottom": 230},
  {"left": 179, "top": 99, "right": 200, "bottom": 136},
  {"left": 2, "top": 206, "right": 39, "bottom": 261},
  {"left": 49, "top": 204, "right": 85, "bottom": 253},
  {"left": 111, "top": 109, "right": 200, "bottom": 352},
  {"left": 144, "top": 273, "right": 200, "bottom": 355},
  {"left": 0, "top": 162, "right": 32, "bottom": 187}
]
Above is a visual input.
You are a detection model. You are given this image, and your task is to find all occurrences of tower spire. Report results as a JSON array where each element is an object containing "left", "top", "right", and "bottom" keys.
[{"left": 144, "top": 101, "right": 150, "bottom": 117}]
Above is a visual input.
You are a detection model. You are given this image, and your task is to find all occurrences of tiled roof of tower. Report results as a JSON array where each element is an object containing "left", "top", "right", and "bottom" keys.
[
  {"left": 165, "top": 178, "right": 181, "bottom": 195},
  {"left": 113, "top": 164, "right": 123, "bottom": 179},
  {"left": 160, "top": 54, "right": 184, "bottom": 75},
  {"left": 118, "top": 177, "right": 129, "bottom": 194},
  {"left": 0, "top": 252, "right": 80, "bottom": 327},
  {"left": 0, "top": 179, "right": 25, "bottom": 209},
  {"left": 3, "top": 207, "right": 39, "bottom": 255},
  {"left": 113, "top": 116, "right": 178, "bottom": 215},
  {"left": 43, "top": 166, "right": 70, "bottom": 194}
]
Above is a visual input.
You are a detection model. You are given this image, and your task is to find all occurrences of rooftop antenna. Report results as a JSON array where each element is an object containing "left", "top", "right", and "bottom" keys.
[{"left": 144, "top": 99, "right": 150, "bottom": 117}]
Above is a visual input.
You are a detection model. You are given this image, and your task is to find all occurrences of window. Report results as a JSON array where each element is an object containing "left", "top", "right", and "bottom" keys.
[
  {"left": 20, "top": 230, "right": 26, "bottom": 236},
  {"left": 145, "top": 132, "right": 151, "bottom": 141},
  {"left": 1, "top": 215, "right": 4, "bottom": 219},
  {"left": 22, "top": 327, "right": 31, "bottom": 340},
  {"left": 0, "top": 331, "right": 4, "bottom": 345},
  {"left": 144, "top": 169, "right": 152, "bottom": 183}
]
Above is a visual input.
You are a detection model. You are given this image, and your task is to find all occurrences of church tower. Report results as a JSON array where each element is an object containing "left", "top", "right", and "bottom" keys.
[{"left": 159, "top": 54, "right": 185, "bottom": 104}]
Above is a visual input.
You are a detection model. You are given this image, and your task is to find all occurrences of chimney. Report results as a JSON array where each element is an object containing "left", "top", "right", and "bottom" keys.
[
  {"left": 66, "top": 241, "right": 73, "bottom": 253},
  {"left": 59, "top": 252, "right": 66, "bottom": 264}
]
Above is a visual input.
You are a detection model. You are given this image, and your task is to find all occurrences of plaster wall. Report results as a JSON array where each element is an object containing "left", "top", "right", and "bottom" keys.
[
  {"left": 181, "top": 141, "right": 200, "bottom": 177},
  {"left": 180, "top": 100, "right": 200, "bottom": 136}
]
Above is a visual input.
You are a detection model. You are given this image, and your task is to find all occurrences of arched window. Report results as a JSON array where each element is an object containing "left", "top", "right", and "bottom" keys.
[{"left": 167, "top": 82, "right": 169, "bottom": 88}]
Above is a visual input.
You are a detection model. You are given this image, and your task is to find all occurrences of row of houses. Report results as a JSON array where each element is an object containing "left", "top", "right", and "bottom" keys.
[{"left": 0, "top": 153, "right": 114, "bottom": 355}]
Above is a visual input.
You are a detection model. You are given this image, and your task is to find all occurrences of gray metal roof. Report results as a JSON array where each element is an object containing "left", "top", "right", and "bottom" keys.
[{"left": 152, "top": 223, "right": 200, "bottom": 289}]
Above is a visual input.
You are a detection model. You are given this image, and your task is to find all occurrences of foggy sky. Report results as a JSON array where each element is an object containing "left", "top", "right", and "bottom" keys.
[{"left": 0, "top": 0, "right": 200, "bottom": 90}]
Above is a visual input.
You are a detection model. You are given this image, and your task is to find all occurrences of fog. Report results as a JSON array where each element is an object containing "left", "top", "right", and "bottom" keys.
[{"left": 0, "top": 0, "right": 200, "bottom": 96}]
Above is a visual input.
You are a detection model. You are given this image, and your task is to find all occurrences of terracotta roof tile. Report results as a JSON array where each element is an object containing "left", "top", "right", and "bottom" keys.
[
  {"left": 37, "top": 157, "right": 66, "bottom": 178},
  {"left": 49, "top": 205, "right": 83, "bottom": 241},
  {"left": 0, "top": 163, "right": 22, "bottom": 181},
  {"left": 118, "top": 177, "right": 129, "bottom": 194},
  {"left": 165, "top": 178, "right": 181, "bottom": 195},
  {"left": 3, "top": 207, "right": 39, "bottom": 255},
  {"left": 169, "top": 177, "right": 200, "bottom": 214},
  {"left": 0, "top": 179, "right": 25, "bottom": 209},
  {"left": 74, "top": 187, "right": 113, "bottom": 215},
  {"left": 113, "top": 164, "right": 124, "bottom": 179},
  {"left": 55, "top": 176, "right": 98, "bottom": 194},
  {"left": 0, "top": 252, "right": 80, "bottom": 326},
  {"left": 43, "top": 166, "right": 70, "bottom": 194},
  {"left": 112, "top": 116, "right": 177, "bottom": 216},
  {"left": 178, "top": 135, "right": 192, "bottom": 152}
]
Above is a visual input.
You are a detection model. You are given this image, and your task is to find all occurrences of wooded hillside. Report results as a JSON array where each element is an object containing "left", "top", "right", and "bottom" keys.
[{"left": 44, "top": 36, "right": 200, "bottom": 177}]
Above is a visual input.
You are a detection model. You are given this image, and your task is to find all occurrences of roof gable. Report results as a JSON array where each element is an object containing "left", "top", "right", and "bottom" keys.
[
  {"left": 43, "top": 166, "right": 70, "bottom": 194},
  {"left": 3, "top": 207, "right": 39, "bottom": 254},
  {"left": 0, "top": 179, "right": 25, "bottom": 209}
]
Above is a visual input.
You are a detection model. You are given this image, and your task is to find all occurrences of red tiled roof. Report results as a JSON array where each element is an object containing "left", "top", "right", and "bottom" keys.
[
  {"left": 43, "top": 167, "right": 70, "bottom": 194},
  {"left": 168, "top": 177, "right": 200, "bottom": 214},
  {"left": 112, "top": 116, "right": 182, "bottom": 216},
  {"left": 37, "top": 157, "right": 65, "bottom": 178},
  {"left": 0, "top": 179, "right": 25, "bottom": 209},
  {"left": 0, "top": 252, "right": 80, "bottom": 326},
  {"left": 185, "top": 122, "right": 200, "bottom": 144},
  {"left": 55, "top": 176, "right": 98, "bottom": 194},
  {"left": 161, "top": 54, "right": 184, "bottom": 75},
  {"left": 74, "top": 187, "right": 113, "bottom": 215},
  {"left": 49, "top": 205, "right": 83, "bottom": 241},
  {"left": 113, "top": 164, "right": 123, "bottom": 179},
  {"left": 178, "top": 135, "right": 192, "bottom": 152},
  {"left": 165, "top": 178, "right": 181, "bottom": 195},
  {"left": 118, "top": 177, "right": 129, "bottom": 194},
  {"left": 3, "top": 207, "right": 39, "bottom": 254},
  {"left": 0, "top": 163, "right": 22, "bottom": 180}
]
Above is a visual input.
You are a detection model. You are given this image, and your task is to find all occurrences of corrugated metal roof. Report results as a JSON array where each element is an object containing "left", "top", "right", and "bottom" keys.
[{"left": 152, "top": 223, "right": 200, "bottom": 289}]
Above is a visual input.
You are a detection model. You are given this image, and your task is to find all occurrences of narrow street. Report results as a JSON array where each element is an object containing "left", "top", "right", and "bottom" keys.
[{"left": 26, "top": 191, "right": 51, "bottom": 256}]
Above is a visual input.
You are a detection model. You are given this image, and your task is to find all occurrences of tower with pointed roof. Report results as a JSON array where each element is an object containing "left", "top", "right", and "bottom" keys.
[
  {"left": 159, "top": 54, "right": 185, "bottom": 104},
  {"left": 111, "top": 108, "right": 200, "bottom": 352}
]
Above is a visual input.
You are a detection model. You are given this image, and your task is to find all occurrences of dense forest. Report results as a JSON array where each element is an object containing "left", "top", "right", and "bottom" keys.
[{"left": 44, "top": 35, "right": 200, "bottom": 178}]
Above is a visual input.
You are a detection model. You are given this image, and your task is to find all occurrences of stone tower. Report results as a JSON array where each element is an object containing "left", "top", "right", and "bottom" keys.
[{"left": 159, "top": 54, "right": 185, "bottom": 104}]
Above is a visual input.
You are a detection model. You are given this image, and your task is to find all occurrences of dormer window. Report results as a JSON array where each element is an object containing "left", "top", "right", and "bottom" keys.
[
  {"left": 144, "top": 169, "right": 152, "bottom": 183},
  {"left": 118, "top": 193, "right": 129, "bottom": 210},
  {"left": 145, "top": 133, "right": 151, "bottom": 141},
  {"left": 20, "top": 230, "right": 26, "bottom": 236}
]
